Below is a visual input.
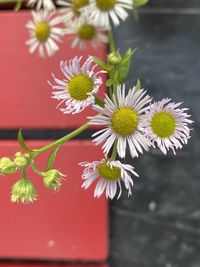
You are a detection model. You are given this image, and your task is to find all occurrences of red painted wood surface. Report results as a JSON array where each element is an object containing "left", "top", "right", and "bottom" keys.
[
  {"left": 0, "top": 11, "right": 107, "bottom": 129},
  {"left": 0, "top": 265, "right": 108, "bottom": 267},
  {"left": 0, "top": 140, "right": 108, "bottom": 261}
]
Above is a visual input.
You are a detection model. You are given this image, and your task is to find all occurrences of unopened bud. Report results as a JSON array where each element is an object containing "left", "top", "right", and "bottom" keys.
[
  {"left": 14, "top": 153, "right": 29, "bottom": 169},
  {"left": 107, "top": 51, "right": 122, "bottom": 66},
  {"left": 15, "top": 152, "right": 23, "bottom": 157},
  {"left": 0, "top": 157, "right": 16, "bottom": 175},
  {"left": 42, "top": 169, "right": 65, "bottom": 190},
  {"left": 11, "top": 178, "right": 37, "bottom": 203}
]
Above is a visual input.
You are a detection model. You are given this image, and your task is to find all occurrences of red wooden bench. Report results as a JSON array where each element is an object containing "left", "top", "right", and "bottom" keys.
[{"left": 0, "top": 10, "right": 108, "bottom": 266}]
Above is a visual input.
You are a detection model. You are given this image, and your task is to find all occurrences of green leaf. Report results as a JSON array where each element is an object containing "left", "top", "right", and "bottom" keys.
[
  {"left": 135, "top": 79, "right": 141, "bottom": 90},
  {"left": 132, "top": 0, "right": 149, "bottom": 21},
  {"left": 14, "top": 0, "right": 22, "bottom": 11},
  {"left": 106, "top": 49, "right": 136, "bottom": 86},
  {"left": 120, "top": 48, "right": 136, "bottom": 65},
  {"left": 117, "top": 49, "right": 136, "bottom": 84},
  {"left": 106, "top": 78, "right": 114, "bottom": 87},
  {"left": 46, "top": 145, "right": 61, "bottom": 171},
  {"left": 17, "top": 129, "right": 31, "bottom": 152},
  {"left": 92, "top": 56, "right": 111, "bottom": 71},
  {"left": 94, "top": 95, "right": 105, "bottom": 107}
]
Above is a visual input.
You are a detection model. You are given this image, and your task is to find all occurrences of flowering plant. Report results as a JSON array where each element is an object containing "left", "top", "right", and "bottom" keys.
[{"left": 0, "top": 0, "right": 193, "bottom": 203}]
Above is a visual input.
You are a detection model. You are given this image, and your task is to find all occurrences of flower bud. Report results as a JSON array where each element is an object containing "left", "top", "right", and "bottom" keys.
[
  {"left": 42, "top": 169, "right": 65, "bottom": 190},
  {"left": 14, "top": 153, "right": 29, "bottom": 169},
  {"left": 107, "top": 51, "right": 122, "bottom": 66},
  {"left": 11, "top": 178, "right": 37, "bottom": 203},
  {"left": 0, "top": 157, "right": 16, "bottom": 175},
  {"left": 15, "top": 152, "right": 23, "bottom": 157}
]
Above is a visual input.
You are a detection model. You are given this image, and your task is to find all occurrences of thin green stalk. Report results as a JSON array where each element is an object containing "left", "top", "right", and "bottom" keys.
[
  {"left": 113, "top": 83, "right": 118, "bottom": 96},
  {"left": 0, "top": 0, "right": 22, "bottom": 4},
  {"left": 109, "top": 87, "right": 113, "bottom": 98},
  {"left": 94, "top": 95, "right": 105, "bottom": 107},
  {"left": 108, "top": 30, "right": 116, "bottom": 53},
  {"left": 21, "top": 169, "right": 27, "bottom": 180},
  {"left": 14, "top": 0, "right": 23, "bottom": 11},
  {"left": 0, "top": 0, "right": 19, "bottom": 2},
  {"left": 33, "top": 122, "right": 89, "bottom": 156},
  {"left": 111, "top": 140, "right": 118, "bottom": 160},
  {"left": 31, "top": 162, "right": 43, "bottom": 175}
]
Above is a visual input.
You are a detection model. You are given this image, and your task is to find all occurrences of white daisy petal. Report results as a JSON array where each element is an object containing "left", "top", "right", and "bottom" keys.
[
  {"left": 27, "top": 0, "right": 56, "bottom": 10},
  {"left": 82, "top": 174, "right": 98, "bottom": 189}
]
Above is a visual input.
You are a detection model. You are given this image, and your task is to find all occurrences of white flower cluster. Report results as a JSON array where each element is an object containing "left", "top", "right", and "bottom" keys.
[
  {"left": 26, "top": 0, "right": 133, "bottom": 57},
  {"left": 48, "top": 56, "right": 193, "bottom": 200},
  {"left": 3, "top": 1, "right": 191, "bottom": 203}
]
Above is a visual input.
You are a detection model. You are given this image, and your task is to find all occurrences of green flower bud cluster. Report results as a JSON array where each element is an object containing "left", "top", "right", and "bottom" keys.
[
  {"left": 0, "top": 152, "right": 30, "bottom": 176},
  {"left": 10, "top": 168, "right": 65, "bottom": 204},
  {"left": 0, "top": 152, "right": 38, "bottom": 204},
  {"left": 42, "top": 169, "right": 65, "bottom": 190},
  {"left": 93, "top": 49, "right": 135, "bottom": 88},
  {"left": 0, "top": 145, "right": 65, "bottom": 203}
]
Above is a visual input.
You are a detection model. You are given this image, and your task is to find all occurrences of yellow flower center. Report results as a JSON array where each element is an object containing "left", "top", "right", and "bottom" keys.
[
  {"left": 151, "top": 111, "right": 176, "bottom": 138},
  {"left": 35, "top": 22, "right": 50, "bottom": 42},
  {"left": 67, "top": 74, "right": 93, "bottom": 101},
  {"left": 77, "top": 24, "right": 96, "bottom": 40},
  {"left": 111, "top": 107, "right": 139, "bottom": 136},
  {"left": 96, "top": 0, "right": 116, "bottom": 11},
  {"left": 98, "top": 162, "right": 121, "bottom": 180},
  {"left": 72, "top": 0, "right": 89, "bottom": 15}
]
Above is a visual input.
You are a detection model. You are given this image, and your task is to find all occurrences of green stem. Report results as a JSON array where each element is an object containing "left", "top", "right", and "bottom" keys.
[
  {"left": 33, "top": 122, "right": 89, "bottom": 156},
  {"left": 111, "top": 140, "right": 118, "bottom": 160},
  {"left": 113, "top": 83, "right": 118, "bottom": 96},
  {"left": 109, "top": 87, "right": 113, "bottom": 98},
  {"left": 14, "top": 0, "right": 23, "bottom": 11},
  {"left": 31, "top": 162, "right": 43, "bottom": 176},
  {"left": 0, "top": 0, "right": 19, "bottom": 2},
  {"left": 108, "top": 30, "right": 116, "bottom": 53},
  {"left": 21, "top": 169, "right": 27, "bottom": 180},
  {"left": 94, "top": 95, "right": 105, "bottom": 107}
]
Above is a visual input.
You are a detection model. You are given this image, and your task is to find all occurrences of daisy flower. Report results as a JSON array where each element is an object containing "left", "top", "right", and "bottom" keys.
[
  {"left": 49, "top": 56, "right": 104, "bottom": 114},
  {"left": 142, "top": 98, "right": 193, "bottom": 154},
  {"left": 64, "top": 15, "right": 108, "bottom": 49},
  {"left": 57, "top": 0, "right": 90, "bottom": 21},
  {"left": 90, "top": 85, "right": 152, "bottom": 158},
  {"left": 27, "top": 0, "right": 56, "bottom": 10},
  {"left": 26, "top": 11, "right": 64, "bottom": 57},
  {"left": 80, "top": 158, "right": 139, "bottom": 199},
  {"left": 84, "top": 0, "right": 133, "bottom": 28}
]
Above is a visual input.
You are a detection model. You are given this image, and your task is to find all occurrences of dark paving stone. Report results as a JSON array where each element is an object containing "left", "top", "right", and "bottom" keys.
[
  {"left": 110, "top": 3, "right": 200, "bottom": 267},
  {"left": 110, "top": 208, "right": 200, "bottom": 267},
  {"left": 147, "top": 0, "right": 200, "bottom": 8}
]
